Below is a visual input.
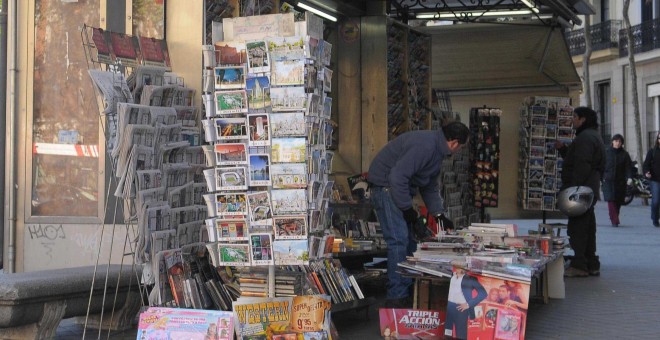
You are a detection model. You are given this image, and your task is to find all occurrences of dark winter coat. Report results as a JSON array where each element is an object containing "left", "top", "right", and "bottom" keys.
[
  {"left": 602, "top": 146, "right": 633, "bottom": 203},
  {"left": 558, "top": 126, "right": 606, "bottom": 201},
  {"left": 642, "top": 146, "right": 660, "bottom": 182}
]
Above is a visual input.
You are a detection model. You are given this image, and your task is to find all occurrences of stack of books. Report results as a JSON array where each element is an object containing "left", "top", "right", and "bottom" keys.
[{"left": 306, "top": 259, "right": 364, "bottom": 303}]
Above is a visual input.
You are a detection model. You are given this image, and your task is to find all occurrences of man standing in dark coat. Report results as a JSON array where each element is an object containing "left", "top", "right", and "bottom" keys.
[
  {"left": 556, "top": 107, "right": 606, "bottom": 277},
  {"left": 602, "top": 134, "right": 632, "bottom": 227}
]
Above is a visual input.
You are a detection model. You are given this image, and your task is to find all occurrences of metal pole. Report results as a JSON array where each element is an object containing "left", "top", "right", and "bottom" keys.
[
  {"left": 4, "top": 0, "right": 18, "bottom": 273},
  {"left": 0, "top": 0, "right": 9, "bottom": 269}
]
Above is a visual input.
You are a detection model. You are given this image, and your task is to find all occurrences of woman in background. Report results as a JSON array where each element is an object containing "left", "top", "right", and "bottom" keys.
[{"left": 602, "top": 134, "right": 633, "bottom": 227}]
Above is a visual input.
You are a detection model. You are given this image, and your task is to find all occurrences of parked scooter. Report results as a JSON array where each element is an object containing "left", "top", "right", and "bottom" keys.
[{"left": 623, "top": 161, "right": 651, "bottom": 205}]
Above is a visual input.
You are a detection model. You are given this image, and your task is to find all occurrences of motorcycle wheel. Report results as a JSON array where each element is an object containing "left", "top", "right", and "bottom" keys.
[{"left": 623, "top": 185, "right": 635, "bottom": 206}]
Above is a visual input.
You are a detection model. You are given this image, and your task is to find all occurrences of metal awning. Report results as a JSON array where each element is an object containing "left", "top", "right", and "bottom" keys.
[{"left": 420, "top": 23, "right": 582, "bottom": 92}]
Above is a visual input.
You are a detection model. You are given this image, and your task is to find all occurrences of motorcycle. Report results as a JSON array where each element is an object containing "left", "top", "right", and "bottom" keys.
[{"left": 623, "top": 161, "right": 651, "bottom": 205}]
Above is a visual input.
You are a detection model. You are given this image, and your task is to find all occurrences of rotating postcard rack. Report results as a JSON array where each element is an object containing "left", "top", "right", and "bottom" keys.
[{"left": 470, "top": 107, "right": 501, "bottom": 220}]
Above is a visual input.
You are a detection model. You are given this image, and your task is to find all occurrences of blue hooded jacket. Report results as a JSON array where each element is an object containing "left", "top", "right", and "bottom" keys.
[{"left": 367, "top": 129, "right": 451, "bottom": 215}]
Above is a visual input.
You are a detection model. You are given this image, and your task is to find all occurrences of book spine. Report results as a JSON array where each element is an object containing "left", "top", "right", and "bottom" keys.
[{"left": 348, "top": 275, "right": 364, "bottom": 299}]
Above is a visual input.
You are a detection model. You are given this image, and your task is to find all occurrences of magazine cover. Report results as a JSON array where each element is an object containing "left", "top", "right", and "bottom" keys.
[
  {"left": 137, "top": 307, "right": 234, "bottom": 340},
  {"left": 379, "top": 309, "right": 445, "bottom": 340},
  {"left": 445, "top": 268, "right": 530, "bottom": 340},
  {"left": 233, "top": 297, "right": 294, "bottom": 339},
  {"left": 290, "top": 295, "right": 332, "bottom": 333}
]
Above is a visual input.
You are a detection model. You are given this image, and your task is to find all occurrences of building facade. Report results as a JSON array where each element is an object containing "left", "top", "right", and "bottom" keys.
[{"left": 567, "top": 0, "right": 660, "bottom": 162}]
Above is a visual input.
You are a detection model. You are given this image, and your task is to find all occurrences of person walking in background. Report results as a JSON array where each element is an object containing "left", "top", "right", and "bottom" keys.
[
  {"left": 368, "top": 121, "right": 469, "bottom": 307},
  {"left": 555, "top": 107, "right": 606, "bottom": 277},
  {"left": 642, "top": 132, "right": 660, "bottom": 227},
  {"left": 602, "top": 134, "right": 633, "bottom": 227}
]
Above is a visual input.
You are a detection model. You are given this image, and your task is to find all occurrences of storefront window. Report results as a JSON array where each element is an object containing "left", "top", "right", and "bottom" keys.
[{"left": 31, "top": 0, "right": 101, "bottom": 217}]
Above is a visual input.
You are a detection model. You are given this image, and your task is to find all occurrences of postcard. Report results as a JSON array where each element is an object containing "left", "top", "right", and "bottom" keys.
[
  {"left": 215, "top": 143, "right": 247, "bottom": 165},
  {"left": 271, "top": 86, "right": 307, "bottom": 112},
  {"left": 246, "top": 40, "right": 270, "bottom": 74},
  {"left": 304, "top": 64, "right": 318, "bottom": 91},
  {"left": 322, "top": 67, "right": 332, "bottom": 93},
  {"left": 306, "top": 93, "right": 322, "bottom": 116},
  {"left": 246, "top": 191, "right": 273, "bottom": 225},
  {"left": 271, "top": 138, "right": 306, "bottom": 163},
  {"left": 246, "top": 76, "right": 271, "bottom": 111},
  {"left": 273, "top": 215, "right": 308, "bottom": 239},
  {"left": 271, "top": 163, "right": 307, "bottom": 189},
  {"left": 268, "top": 36, "right": 306, "bottom": 60},
  {"left": 217, "top": 243, "right": 250, "bottom": 266},
  {"left": 215, "top": 117, "right": 248, "bottom": 140},
  {"left": 271, "top": 189, "right": 307, "bottom": 215},
  {"left": 216, "top": 166, "right": 248, "bottom": 191},
  {"left": 247, "top": 113, "right": 271, "bottom": 146},
  {"left": 322, "top": 95, "right": 332, "bottom": 119},
  {"left": 249, "top": 233, "right": 274, "bottom": 265},
  {"left": 214, "top": 40, "right": 247, "bottom": 65},
  {"left": 320, "top": 40, "right": 332, "bottom": 66},
  {"left": 215, "top": 90, "right": 248, "bottom": 115},
  {"left": 248, "top": 153, "right": 272, "bottom": 187},
  {"left": 215, "top": 65, "right": 246, "bottom": 90},
  {"left": 216, "top": 192, "right": 247, "bottom": 216},
  {"left": 273, "top": 239, "right": 309, "bottom": 265},
  {"left": 271, "top": 58, "right": 305, "bottom": 86},
  {"left": 270, "top": 112, "right": 306, "bottom": 137},
  {"left": 216, "top": 218, "right": 248, "bottom": 241}
]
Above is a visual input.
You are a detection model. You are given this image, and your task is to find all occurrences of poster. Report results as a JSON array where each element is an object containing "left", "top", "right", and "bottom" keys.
[{"left": 379, "top": 309, "right": 445, "bottom": 339}]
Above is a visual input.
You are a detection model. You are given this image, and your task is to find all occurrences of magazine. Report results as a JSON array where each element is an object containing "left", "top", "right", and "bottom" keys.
[
  {"left": 232, "top": 297, "right": 293, "bottom": 339},
  {"left": 379, "top": 309, "right": 445, "bottom": 340},
  {"left": 137, "top": 307, "right": 234, "bottom": 340}
]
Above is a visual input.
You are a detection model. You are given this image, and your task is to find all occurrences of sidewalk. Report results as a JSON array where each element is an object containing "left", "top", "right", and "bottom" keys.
[{"left": 54, "top": 198, "right": 660, "bottom": 339}]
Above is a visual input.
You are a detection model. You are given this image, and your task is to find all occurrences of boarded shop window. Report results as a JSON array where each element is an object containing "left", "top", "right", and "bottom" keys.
[{"left": 31, "top": 0, "right": 101, "bottom": 217}]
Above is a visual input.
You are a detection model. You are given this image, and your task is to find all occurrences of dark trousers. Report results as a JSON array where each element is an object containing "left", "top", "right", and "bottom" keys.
[
  {"left": 445, "top": 302, "right": 468, "bottom": 339},
  {"left": 567, "top": 206, "right": 600, "bottom": 272}
]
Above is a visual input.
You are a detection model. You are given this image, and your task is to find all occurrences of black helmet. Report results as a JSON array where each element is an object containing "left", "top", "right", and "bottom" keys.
[{"left": 557, "top": 186, "right": 594, "bottom": 217}]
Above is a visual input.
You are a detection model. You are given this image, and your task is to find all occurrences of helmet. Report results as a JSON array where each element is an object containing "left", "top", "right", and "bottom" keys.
[{"left": 557, "top": 186, "right": 594, "bottom": 217}]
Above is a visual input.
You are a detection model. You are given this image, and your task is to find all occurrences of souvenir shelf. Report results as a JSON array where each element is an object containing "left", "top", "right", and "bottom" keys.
[
  {"left": 518, "top": 96, "right": 573, "bottom": 211},
  {"left": 361, "top": 16, "right": 432, "bottom": 160},
  {"left": 470, "top": 107, "right": 501, "bottom": 209}
]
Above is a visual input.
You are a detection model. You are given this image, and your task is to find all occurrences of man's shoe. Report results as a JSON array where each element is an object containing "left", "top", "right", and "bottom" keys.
[
  {"left": 384, "top": 296, "right": 412, "bottom": 309},
  {"left": 589, "top": 270, "right": 600, "bottom": 276},
  {"left": 654, "top": 221, "right": 660, "bottom": 227},
  {"left": 564, "top": 267, "right": 589, "bottom": 277}
]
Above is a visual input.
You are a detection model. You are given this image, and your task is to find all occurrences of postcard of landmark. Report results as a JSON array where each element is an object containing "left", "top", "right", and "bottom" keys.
[
  {"left": 320, "top": 40, "right": 332, "bottom": 66},
  {"left": 273, "top": 215, "right": 308, "bottom": 239},
  {"left": 216, "top": 218, "right": 248, "bottom": 241},
  {"left": 246, "top": 191, "right": 273, "bottom": 225},
  {"left": 214, "top": 40, "right": 247, "bottom": 65},
  {"left": 273, "top": 239, "right": 309, "bottom": 265},
  {"left": 247, "top": 113, "right": 271, "bottom": 146},
  {"left": 271, "top": 86, "right": 307, "bottom": 112},
  {"left": 249, "top": 233, "right": 274, "bottom": 265},
  {"left": 216, "top": 192, "right": 247, "bottom": 216},
  {"left": 216, "top": 166, "right": 247, "bottom": 191},
  {"left": 271, "top": 189, "right": 307, "bottom": 215},
  {"left": 248, "top": 153, "right": 272, "bottom": 187},
  {"left": 270, "top": 111, "right": 306, "bottom": 137},
  {"left": 322, "top": 67, "right": 332, "bottom": 93},
  {"left": 271, "top": 138, "right": 306, "bottom": 163},
  {"left": 322, "top": 95, "right": 332, "bottom": 119},
  {"left": 304, "top": 64, "right": 318, "bottom": 91},
  {"left": 267, "top": 35, "right": 306, "bottom": 60},
  {"left": 217, "top": 243, "right": 250, "bottom": 266},
  {"left": 246, "top": 76, "right": 271, "bottom": 111},
  {"left": 215, "top": 117, "right": 248, "bottom": 140},
  {"left": 271, "top": 57, "right": 305, "bottom": 86},
  {"left": 215, "top": 90, "right": 248, "bottom": 115},
  {"left": 271, "top": 163, "right": 307, "bottom": 189},
  {"left": 215, "top": 143, "right": 247, "bottom": 165},
  {"left": 215, "top": 65, "right": 246, "bottom": 90},
  {"left": 246, "top": 40, "right": 270, "bottom": 74},
  {"left": 306, "top": 93, "right": 322, "bottom": 116}
]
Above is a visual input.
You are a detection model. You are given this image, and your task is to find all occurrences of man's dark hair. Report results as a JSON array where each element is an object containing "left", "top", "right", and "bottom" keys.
[
  {"left": 442, "top": 121, "right": 470, "bottom": 144},
  {"left": 574, "top": 106, "right": 599, "bottom": 129},
  {"left": 612, "top": 133, "right": 624, "bottom": 144}
]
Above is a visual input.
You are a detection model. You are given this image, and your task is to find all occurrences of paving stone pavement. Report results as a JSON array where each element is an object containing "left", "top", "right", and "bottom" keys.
[{"left": 54, "top": 198, "right": 660, "bottom": 339}]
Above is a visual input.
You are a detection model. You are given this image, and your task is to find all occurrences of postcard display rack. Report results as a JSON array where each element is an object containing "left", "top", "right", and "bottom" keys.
[
  {"left": 518, "top": 97, "right": 573, "bottom": 212},
  {"left": 469, "top": 107, "right": 501, "bottom": 220},
  {"left": 200, "top": 12, "right": 368, "bottom": 316}
]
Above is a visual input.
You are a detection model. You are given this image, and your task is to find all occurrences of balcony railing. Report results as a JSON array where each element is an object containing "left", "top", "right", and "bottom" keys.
[
  {"left": 566, "top": 20, "right": 622, "bottom": 56},
  {"left": 619, "top": 17, "right": 660, "bottom": 56}
]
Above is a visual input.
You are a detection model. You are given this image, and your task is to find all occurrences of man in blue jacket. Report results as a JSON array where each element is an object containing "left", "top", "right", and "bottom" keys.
[{"left": 368, "top": 121, "right": 470, "bottom": 307}]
